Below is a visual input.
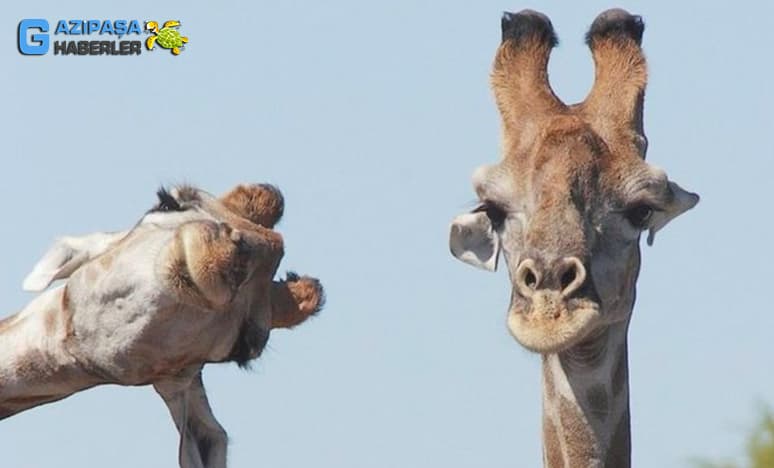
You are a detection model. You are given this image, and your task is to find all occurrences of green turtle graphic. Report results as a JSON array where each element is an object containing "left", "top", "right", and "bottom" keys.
[{"left": 145, "top": 21, "right": 188, "bottom": 55}]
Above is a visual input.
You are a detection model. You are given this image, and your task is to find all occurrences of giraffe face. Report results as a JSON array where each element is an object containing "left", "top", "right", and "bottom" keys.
[
  {"left": 452, "top": 120, "right": 697, "bottom": 353},
  {"left": 130, "top": 185, "right": 285, "bottom": 310},
  {"left": 449, "top": 10, "right": 698, "bottom": 353},
  {"left": 17, "top": 184, "right": 286, "bottom": 375}
]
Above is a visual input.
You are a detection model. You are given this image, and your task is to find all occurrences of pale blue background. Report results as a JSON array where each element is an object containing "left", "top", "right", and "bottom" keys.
[{"left": 1, "top": 1, "right": 771, "bottom": 467}]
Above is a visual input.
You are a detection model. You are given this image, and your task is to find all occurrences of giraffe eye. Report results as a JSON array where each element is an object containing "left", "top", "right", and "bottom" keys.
[
  {"left": 624, "top": 204, "right": 653, "bottom": 229},
  {"left": 475, "top": 201, "right": 507, "bottom": 230},
  {"left": 153, "top": 188, "right": 184, "bottom": 212}
]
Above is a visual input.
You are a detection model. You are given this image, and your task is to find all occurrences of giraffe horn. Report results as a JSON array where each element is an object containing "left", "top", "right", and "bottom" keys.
[
  {"left": 491, "top": 10, "right": 566, "bottom": 157},
  {"left": 580, "top": 9, "right": 648, "bottom": 158},
  {"left": 219, "top": 184, "right": 284, "bottom": 228}
]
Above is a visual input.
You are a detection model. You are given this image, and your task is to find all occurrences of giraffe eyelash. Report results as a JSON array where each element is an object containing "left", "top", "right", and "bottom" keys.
[
  {"left": 474, "top": 201, "right": 507, "bottom": 230},
  {"left": 152, "top": 188, "right": 185, "bottom": 213}
]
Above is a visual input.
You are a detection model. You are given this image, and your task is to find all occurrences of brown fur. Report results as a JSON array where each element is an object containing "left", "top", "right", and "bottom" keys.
[
  {"left": 167, "top": 254, "right": 214, "bottom": 310},
  {"left": 216, "top": 185, "right": 325, "bottom": 330},
  {"left": 542, "top": 359, "right": 556, "bottom": 399},
  {"left": 492, "top": 11, "right": 566, "bottom": 153},
  {"left": 164, "top": 205, "right": 285, "bottom": 310},
  {"left": 543, "top": 416, "right": 565, "bottom": 468},
  {"left": 186, "top": 232, "right": 248, "bottom": 307},
  {"left": 270, "top": 275, "right": 324, "bottom": 329},
  {"left": 558, "top": 396, "right": 597, "bottom": 464},
  {"left": 493, "top": 9, "right": 647, "bottom": 172},
  {"left": 221, "top": 184, "right": 284, "bottom": 229},
  {"left": 580, "top": 9, "right": 647, "bottom": 159}
]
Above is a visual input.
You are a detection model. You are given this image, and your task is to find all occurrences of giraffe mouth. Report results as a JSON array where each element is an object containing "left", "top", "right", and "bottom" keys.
[{"left": 506, "top": 291, "right": 601, "bottom": 353}]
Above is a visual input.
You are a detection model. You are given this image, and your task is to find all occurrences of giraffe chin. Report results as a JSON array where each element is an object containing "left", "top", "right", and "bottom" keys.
[{"left": 506, "top": 300, "right": 601, "bottom": 354}]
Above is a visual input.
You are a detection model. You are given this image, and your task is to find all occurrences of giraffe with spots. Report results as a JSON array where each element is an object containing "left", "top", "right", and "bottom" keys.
[
  {"left": 0, "top": 183, "right": 324, "bottom": 468},
  {"left": 450, "top": 9, "right": 698, "bottom": 467}
]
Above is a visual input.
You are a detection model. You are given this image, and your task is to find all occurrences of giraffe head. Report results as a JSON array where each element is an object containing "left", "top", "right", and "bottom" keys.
[
  {"left": 19, "top": 183, "right": 322, "bottom": 374},
  {"left": 20, "top": 184, "right": 297, "bottom": 369},
  {"left": 449, "top": 9, "right": 698, "bottom": 354}
]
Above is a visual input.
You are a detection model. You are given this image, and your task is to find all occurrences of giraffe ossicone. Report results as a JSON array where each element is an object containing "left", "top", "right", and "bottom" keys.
[{"left": 449, "top": 8, "right": 698, "bottom": 467}]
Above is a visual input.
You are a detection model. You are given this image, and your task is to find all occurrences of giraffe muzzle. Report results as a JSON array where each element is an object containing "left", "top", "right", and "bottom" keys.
[{"left": 507, "top": 257, "right": 601, "bottom": 353}]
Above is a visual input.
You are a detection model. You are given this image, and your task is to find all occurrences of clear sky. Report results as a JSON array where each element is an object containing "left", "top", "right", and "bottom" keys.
[{"left": 1, "top": 1, "right": 771, "bottom": 467}]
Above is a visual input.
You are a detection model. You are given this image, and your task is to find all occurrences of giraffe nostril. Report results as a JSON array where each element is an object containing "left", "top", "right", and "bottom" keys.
[
  {"left": 525, "top": 270, "right": 537, "bottom": 289},
  {"left": 559, "top": 257, "right": 587, "bottom": 298},
  {"left": 515, "top": 259, "right": 540, "bottom": 298},
  {"left": 560, "top": 268, "right": 576, "bottom": 291}
]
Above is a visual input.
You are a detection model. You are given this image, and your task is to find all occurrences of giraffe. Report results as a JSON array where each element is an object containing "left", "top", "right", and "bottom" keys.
[
  {"left": 449, "top": 9, "right": 698, "bottom": 467},
  {"left": 0, "top": 183, "right": 324, "bottom": 468}
]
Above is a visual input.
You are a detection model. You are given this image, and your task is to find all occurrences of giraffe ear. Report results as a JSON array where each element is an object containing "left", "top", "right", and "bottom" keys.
[
  {"left": 646, "top": 181, "right": 700, "bottom": 246},
  {"left": 22, "top": 231, "right": 128, "bottom": 292},
  {"left": 449, "top": 211, "right": 501, "bottom": 271}
]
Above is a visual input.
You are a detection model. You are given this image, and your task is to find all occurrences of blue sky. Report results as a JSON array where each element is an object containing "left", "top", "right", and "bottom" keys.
[{"left": 1, "top": 1, "right": 771, "bottom": 467}]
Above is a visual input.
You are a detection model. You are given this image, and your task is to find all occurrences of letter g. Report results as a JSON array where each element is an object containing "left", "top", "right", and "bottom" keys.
[{"left": 18, "top": 19, "right": 49, "bottom": 55}]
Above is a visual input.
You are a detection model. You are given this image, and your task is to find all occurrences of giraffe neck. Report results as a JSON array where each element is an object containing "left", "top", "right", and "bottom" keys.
[
  {"left": 541, "top": 322, "right": 631, "bottom": 468},
  {"left": 0, "top": 287, "right": 100, "bottom": 419}
]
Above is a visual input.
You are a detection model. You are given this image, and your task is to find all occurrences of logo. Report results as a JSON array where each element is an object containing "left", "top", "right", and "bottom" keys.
[
  {"left": 17, "top": 18, "right": 188, "bottom": 56},
  {"left": 18, "top": 19, "right": 49, "bottom": 55},
  {"left": 145, "top": 21, "right": 188, "bottom": 55}
]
